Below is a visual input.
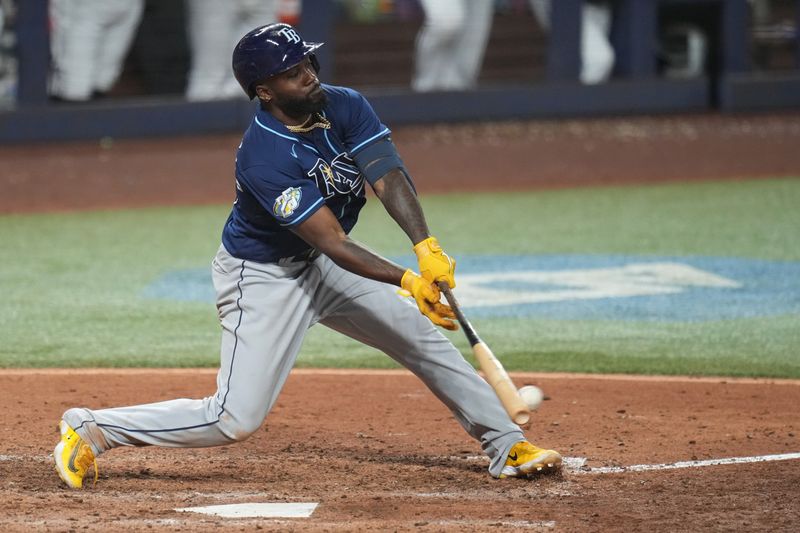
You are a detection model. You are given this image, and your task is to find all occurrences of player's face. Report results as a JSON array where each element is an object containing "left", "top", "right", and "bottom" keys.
[{"left": 261, "top": 57, "right": 327, "bottom": 120}]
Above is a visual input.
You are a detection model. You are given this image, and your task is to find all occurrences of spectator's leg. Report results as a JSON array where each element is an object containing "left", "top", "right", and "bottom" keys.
[
  {"left": 528, "top": 0, "right": 551, "bottom": 31},
  {"left": 223, "top": 0, "right": 278, "bottom": 99},
  {"left": 450, "top": 0, "right": 494, "bottom": 89},
  {"left": 49, "top": 0, "right": 102, "bottom": 101},
  {"left": 93, "top": 0, "right": 145, "bottom": 94},
  {"left": 580, "top": 1, "right": 614, "bottom": 84},
  {"left": 186, "top": 0, "right": 237, "bottom": 101},
  {"left": 412, "top": 0, "right": 466, "bottom": 91}
]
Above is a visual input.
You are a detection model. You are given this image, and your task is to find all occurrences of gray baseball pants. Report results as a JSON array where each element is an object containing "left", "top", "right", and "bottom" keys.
[{"left": 66, "top": 244, "right": 524, "bottom": 477}]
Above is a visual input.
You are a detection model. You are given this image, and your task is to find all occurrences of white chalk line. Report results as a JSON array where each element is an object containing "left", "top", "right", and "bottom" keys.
[
  {"left": 439, "top": 452, "right": 800, "bottom": 475},
  {"left": 8, "top": 451, "right": 800, "bottom": 482},
  {"left": 5, "top": 451, "right": 800, "bottom": 473},
  {"left": 565, "top": 452, "right": 800, "bottom": 474}
]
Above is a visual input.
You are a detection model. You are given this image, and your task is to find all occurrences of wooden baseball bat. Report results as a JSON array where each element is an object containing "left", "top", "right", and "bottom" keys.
[{"left": 438, "top": 284, "right": 530, "bottom": 425}]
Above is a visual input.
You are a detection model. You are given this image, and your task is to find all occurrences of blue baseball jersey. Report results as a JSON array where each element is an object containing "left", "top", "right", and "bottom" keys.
[{"left": 221, "top": 84, "right": 391, "bottom": 263}]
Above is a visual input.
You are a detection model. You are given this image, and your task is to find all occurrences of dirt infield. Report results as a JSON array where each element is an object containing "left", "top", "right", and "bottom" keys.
[{"left": 0, "top": 369, "right": 798, "bottom": 531}]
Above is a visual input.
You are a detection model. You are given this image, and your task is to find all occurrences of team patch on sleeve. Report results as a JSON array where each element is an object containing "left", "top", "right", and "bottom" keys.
[{"left": 273, "top": 187, "right": 303, "bottom": 218}]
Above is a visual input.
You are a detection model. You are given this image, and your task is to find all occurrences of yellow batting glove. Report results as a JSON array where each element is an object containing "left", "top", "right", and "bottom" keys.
[
  {"left": 400, "top": 269, "right": 458, "bottom": 331},
  {"left": 413, "top": 236, "right": 456, "bottom": 289}
]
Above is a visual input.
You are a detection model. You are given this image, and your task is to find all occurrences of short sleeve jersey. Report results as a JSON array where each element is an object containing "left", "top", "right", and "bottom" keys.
[{"left": 221, "top": 84, "right": 391, "bottom": 263}]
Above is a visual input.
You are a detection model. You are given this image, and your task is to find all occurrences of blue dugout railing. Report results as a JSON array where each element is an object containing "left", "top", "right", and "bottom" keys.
[{"left": 1, "top": 0, "right": 799, "bottom": 144}]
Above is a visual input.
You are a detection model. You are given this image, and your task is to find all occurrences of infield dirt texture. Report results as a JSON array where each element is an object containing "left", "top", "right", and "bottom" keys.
[{"left": 1, "top": 113, "right": 799, "bottom": 531}]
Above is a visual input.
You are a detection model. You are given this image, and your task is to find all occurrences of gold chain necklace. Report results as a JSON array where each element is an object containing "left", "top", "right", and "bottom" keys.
[{"left": 285, "top": 113, "right": 331, "bottom": 133}]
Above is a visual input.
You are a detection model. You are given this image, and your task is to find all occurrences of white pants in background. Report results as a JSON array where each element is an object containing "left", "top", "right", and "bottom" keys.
[
  {"left": 185, "top": 0, "right": 277, "bottom": 101},
  {"left": 49, "top": 0, "right": 144, "bottom": 101},
  {"left": 412, "top": 0, "right": 495, "bottom": 92},
  {"left": 530, "top": 0, "right": 615, "bottom": 84}
]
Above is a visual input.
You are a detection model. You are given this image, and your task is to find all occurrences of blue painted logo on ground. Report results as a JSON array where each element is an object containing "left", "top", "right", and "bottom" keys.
[{"left": 142, "top": 255, "right": 800, "bottom": 322}]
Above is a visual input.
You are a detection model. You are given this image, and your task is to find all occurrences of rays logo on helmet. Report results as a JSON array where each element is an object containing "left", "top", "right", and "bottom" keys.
[
  {"left": 273, "top": 187, "right": 302, "bottom": 218},
  {"left": 277, "top": 27, "right": 301, "bottom": 44}
]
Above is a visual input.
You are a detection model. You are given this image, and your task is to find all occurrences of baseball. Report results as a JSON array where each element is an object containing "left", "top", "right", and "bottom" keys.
[{"left": 518, "top": 385, "right": 544, "bottom": 410}]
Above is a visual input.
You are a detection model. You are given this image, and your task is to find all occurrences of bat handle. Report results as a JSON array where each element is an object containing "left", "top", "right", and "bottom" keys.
[{"left": 438, "top": 282, "right": 481, "bottom": 346}]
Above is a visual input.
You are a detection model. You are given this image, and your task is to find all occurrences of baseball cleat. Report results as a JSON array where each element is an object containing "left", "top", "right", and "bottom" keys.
[
  {"left": 54, "top": 420, "right": 98, "bottom": 489},
  {"left": 498, "top": 441, "right": 562, "bottom": 479}
]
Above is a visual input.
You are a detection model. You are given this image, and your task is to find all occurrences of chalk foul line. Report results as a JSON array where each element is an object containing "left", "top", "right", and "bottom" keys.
[
  {"left": 4, "top": 451, "right": 799, "bottom": 483},
  {"left": 564, "top": 452, "right": 800, "bottom": 474}
]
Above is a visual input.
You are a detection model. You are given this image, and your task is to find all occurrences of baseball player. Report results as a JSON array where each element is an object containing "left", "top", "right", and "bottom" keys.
[{"left": 54, "top": 23, "right": 562, "bottom": 488}]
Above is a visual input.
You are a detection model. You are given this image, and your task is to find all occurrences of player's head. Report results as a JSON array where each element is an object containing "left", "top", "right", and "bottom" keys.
[{"left": 232, "top": 23, "right": 323, "bottom": 100}]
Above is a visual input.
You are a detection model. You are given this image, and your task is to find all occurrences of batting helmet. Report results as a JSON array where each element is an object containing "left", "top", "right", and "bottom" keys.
[{"left": 232, "top": 23, "right": 323, "bottom": 100}]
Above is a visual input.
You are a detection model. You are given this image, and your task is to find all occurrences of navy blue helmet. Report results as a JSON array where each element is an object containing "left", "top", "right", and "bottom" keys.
[{"left": 232, "top": 23, "right": 323, "bottom": 100}]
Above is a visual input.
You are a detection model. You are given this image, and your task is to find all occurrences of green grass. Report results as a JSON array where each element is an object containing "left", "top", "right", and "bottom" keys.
[
  {"left": 362, "top": 178, "right": 800, "bottom": 260},
  {"left": 297, "top": 314, "right": 800, "bottom": 377},
  {"left": 1, "top": 178, "right": 798, "bottom": 376},
  {"left": 1, "top": 207, "right": 223, "bottom": 367}
]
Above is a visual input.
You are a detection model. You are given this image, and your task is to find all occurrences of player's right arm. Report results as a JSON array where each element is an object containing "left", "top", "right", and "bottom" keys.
[
  {"left": 351, "top": 139, "right": 456, "bottom": 289},
  {"left": 370, "top": 168, "right": 456, "bottom": 289},
  {"left": 335, "top": 87, "right": 457, "bottom": 290}
]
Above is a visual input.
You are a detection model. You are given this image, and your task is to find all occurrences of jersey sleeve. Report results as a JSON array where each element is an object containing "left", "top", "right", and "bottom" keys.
[
  {"left": 237, "top": 163, "right": 325, "bottom": 227},
  {"left": 335, "top": 87, "right": 391, "bottom": 155}
]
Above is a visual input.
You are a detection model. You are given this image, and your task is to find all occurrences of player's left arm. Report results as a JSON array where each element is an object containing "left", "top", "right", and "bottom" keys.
[
  {"left": 291, "top": 206, "right": 457, "bottom": 330},
  {"left": 354, "top": 138, "right": 456, "bottom": 289}
]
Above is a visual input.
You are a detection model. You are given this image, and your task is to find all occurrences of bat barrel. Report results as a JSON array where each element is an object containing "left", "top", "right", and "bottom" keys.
[{"left": 438, "top": 283, "right": 531, "bottom": 425}]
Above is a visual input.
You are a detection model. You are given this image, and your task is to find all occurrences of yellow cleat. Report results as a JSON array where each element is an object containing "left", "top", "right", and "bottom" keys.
[
  {"left": 498, "top": 441, "right": 562, "bottom": 479},
  {"left": 54, "top": 420, "right": 98, "bottom": 489}
]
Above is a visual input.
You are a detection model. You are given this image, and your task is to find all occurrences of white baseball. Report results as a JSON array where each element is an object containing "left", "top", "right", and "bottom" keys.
[{"left": 518, "top": 385, "right": 544, "bottom": 410}]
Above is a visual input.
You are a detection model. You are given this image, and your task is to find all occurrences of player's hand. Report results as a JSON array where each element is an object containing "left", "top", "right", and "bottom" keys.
[
  {"left": 400, "top": 269, "right": 458, "bottom": 331},
  {"left": 413, "top": 236, "right": 456, "bottom": 289}
]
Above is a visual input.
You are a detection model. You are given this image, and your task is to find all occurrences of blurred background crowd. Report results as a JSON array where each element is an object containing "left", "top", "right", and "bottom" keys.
[{"left": 0, "top": 0, "right": 797, "bottom": 108}]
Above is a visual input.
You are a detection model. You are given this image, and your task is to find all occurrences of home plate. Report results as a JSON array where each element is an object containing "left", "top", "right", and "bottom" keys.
[{"left": 176, "top": 502, "right": 318, "bottom": 518}]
